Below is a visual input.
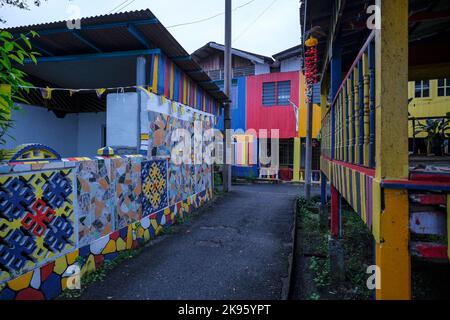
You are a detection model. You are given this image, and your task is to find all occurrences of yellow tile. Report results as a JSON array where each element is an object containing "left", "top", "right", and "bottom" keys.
[
  {"left": 81, "top": 254, "right": 96, "bottom": 277},
  {"left": 54, "top": 255, "right": 68, "bottom": 275},
  {"left": 102, "top": 240, "right": 117, "bottom": 255},
  {"left": 8, "top": 271, "right": 33, "bottom": 291},
  {"left": 144, "top": 229, "right": 150, "bottom": 242},
  {"left": 126, "top": 225, "right": 133, "bottom": 249},
  {"left": 116, "top": 238, "right": 126, "bottom": 251},
  {"left": 66, "top": 249, "right": 79, "bottom": 265}
]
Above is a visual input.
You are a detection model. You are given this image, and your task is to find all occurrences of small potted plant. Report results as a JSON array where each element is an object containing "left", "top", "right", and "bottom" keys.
[{"left": 414, "top": 113, "right": 450, "bottom": 156}]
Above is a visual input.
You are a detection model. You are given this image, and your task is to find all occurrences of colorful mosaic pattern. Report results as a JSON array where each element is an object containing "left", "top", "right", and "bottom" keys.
[
  {"left": 0, "top": 189, "right": 211, "bottom": 300},
  {"left": 142, "top": 160, "right": 168, "bottom": 216},
  {"left": 0, "top": 169, "right": 75, "bottom": 283},
  {"left": 76, "top": 159, "right": 115, "bottom": 246},
  {"left": 145, "top": 111, "right": 194, "bottom": 158},
  {"left": 0, "top": 112, "right": 215, "bottom": 299},
  {"left": 143, "top": 110, "right": 213, "bottom": 205},
  {"left": 112, "top": 157, "right": 142, "bottom": 229},
  {"left": 8, "top": 144, "right": 62, "bottom": 163}
]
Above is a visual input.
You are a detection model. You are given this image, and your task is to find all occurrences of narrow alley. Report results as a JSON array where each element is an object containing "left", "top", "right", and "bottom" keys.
[{"left": 79, "top": 184, "right": 305, "bottom": 300}]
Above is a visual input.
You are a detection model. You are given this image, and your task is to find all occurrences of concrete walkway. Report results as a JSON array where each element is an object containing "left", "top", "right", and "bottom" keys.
[{"left": 80, "top": 184, "right": 303, "bottom": 300}]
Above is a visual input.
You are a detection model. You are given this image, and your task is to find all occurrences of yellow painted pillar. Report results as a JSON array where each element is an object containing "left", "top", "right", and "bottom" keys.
[
  {"left": 293, "top": 137, "right": 301, "bottom": 182},
  {"left": 374, "top": 0, "right": 410, "bottom": 300},
  {"left": 375, "top": 188, "right": 411, "bottom": 300},
  {"left": 375, "top": 0, "right": 409, "bottom": 180}
]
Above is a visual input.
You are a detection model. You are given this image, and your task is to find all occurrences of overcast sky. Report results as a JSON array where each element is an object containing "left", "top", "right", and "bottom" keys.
[{"left": 2, "top": 0, "right": 301, "bottom": 57}]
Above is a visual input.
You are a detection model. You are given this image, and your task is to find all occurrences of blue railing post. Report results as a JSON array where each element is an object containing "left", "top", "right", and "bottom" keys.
[
  {"left": 331, "top": 38, "right": 342, "bottom": 160},
  {"left": 368, "top": 40, "right": 376, "bottom": 168},
  {"left": 358, "top": 60, "right": 365, "bottom": 165},
  {"left": 351, "top": 72, "right": 356, "bottom": 164}
]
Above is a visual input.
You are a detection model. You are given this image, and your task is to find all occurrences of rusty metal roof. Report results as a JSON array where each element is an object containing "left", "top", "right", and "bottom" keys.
[{"left": 6, "top": 9, "right": 228, "bottom": 104}]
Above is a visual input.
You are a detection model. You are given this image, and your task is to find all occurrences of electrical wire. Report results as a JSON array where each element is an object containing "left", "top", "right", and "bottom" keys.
[
  {"left": 233, "top": 0, "right": 278, "bottom": 43},
  {"left": 166, "top": 0, "right": 257, "bottom": 29},
  {"left": 113, "top": 0, "right": 138, "bottom": 13},
  {"left": 108, "top": 0, "right": 137, "bottom": 14}
]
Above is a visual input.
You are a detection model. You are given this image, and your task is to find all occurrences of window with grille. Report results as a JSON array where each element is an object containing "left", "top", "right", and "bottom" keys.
[
  {"left": 262, "top": 81, "right": 291, "bottom": 106},
  {"left": 277, "top": 81, "right": 291, "bottom": 105},
  {"left": 415, "top": 80, "right": 430, "bottom": 98},
  {"left": 263, "top": 82, "right": 276, "bottom": 106},
  {"left": 437, "top": 78, "right": 450, "bottom": 97}
]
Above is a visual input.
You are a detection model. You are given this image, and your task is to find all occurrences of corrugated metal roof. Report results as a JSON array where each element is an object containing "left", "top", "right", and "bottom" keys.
[
  {"left": 6, "top": 9, "right": 228, "bottom": 103},
  {"left": 273, "top": 45, "right": 302, "bottom": 61},
  {"left": 192, "top": 42, "right": 274, "bottom": 65}
]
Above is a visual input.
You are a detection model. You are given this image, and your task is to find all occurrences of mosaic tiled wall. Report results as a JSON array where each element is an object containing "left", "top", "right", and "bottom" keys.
[
  {"left": 0, "top": 187, "right": 212, "bottom": 300},
  {"left": 112, "top": 157, "right": 142, "bottom": 229},
  {"left": 0, "top": 100, "right": 215, "bottom": 300},
  {"left": 76, "top": 159, "right": 115, "bottom": 246},
  {"left": 0, "top": 144, "right": 214, "bottom": 299},
  {"left": 142, "top": 159, "right": 168, "bottom": 216},
  {"left": 0, "top": 169, "right": 75, "bottom": 284},
  {"left": 143, "top": 109, "right": 213, "bottom": 206}
]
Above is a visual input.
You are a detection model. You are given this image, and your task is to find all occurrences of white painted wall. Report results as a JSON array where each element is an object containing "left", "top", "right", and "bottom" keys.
[
  {"left": 4, "top": 104, "right": 79, "bottom": 157},
  {"left": 255, "top": 63, "right": 271, "bottom": 75},
  {"left": 77, "top": 112, "right": 106, "bottom": 157},
  {"left": 280, "top": 57, "right": 302, "bottom": 72},
  {"left": 3, "top": 104, "right": 106, "bottom": 158},
  {"left": 106, "top": 93, "right": 139, "bottom": 148}
]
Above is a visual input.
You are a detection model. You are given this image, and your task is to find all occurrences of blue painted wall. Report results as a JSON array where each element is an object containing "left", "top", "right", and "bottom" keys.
[
  {"left": 216, "top": 77, "right": 247, "bottom": 131},
  {"left": 215, "top": 77, "right": 255, "bottom": 178}
]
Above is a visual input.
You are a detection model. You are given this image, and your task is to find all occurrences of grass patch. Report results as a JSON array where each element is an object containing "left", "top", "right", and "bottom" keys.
[{"left": 295, "top": 197, "right": 373, "bottom": 300}]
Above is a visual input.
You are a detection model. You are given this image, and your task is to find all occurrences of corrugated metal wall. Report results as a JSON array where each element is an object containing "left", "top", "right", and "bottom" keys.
[{"left": 246, "top": 71, "right": 299, "bottom": 138}]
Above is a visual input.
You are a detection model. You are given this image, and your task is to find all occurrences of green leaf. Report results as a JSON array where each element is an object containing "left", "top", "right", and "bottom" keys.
[
  {"left": 8, "top": 54, "right": 23, "bottom": 65},
  {"left": 0, "top": 31, "right": 13, "bottom": 39},
  {"left": 20, "top": 34, "right": 32, "bottom": 49},
  {"left": 0, "top": 59, "right": 9, "bottom": 70},
  {"left": 4, "top": 41, "right": 14, "bottom": 52},
  {"left": 17, "top": 51, "right": 24, "bottom": 61}
]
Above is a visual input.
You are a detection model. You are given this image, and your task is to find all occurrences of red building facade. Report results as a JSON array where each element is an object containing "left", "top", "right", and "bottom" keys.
[{"left": 246, "top": 71, "right": 299, "bottom": 139}]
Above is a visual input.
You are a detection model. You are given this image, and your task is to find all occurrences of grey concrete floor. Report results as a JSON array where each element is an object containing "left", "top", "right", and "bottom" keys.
[{"left": 79, "top": 184, "right": 305, "bottom": 300}]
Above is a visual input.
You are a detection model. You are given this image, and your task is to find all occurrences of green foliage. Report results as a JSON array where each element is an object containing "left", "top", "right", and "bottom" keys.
[
  {"left": 309, "top": 293, "right": 321, "bottom": 300},
  {"left": 297, "top": 197, "right": 372, "bottom": 300},
  {"left": 0, "top": 29, "right": 39, "bottom": 156},
  {"left": 309, "top": 256, "right": 330, "bottom": 288}
]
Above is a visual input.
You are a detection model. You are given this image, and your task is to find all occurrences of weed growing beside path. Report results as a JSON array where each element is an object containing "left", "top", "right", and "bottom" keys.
[{"left": 292, "top": 197, "right": 372, "bottom": 300}]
